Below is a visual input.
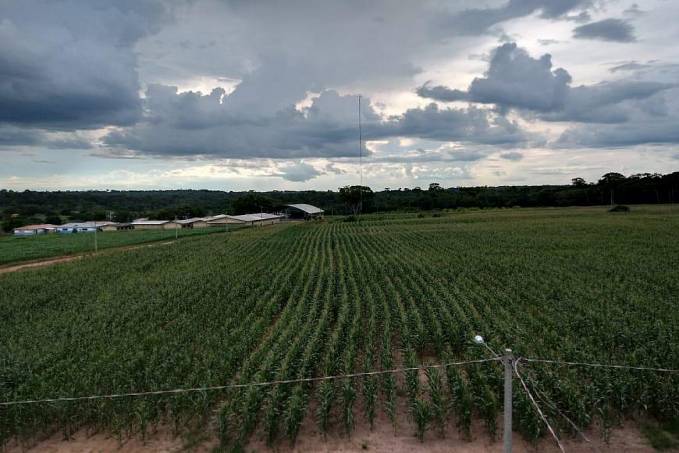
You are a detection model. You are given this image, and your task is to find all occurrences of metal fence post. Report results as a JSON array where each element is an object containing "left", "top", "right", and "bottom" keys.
[{"left": 503, "top": 348, "right": 513, "bottom": 453}]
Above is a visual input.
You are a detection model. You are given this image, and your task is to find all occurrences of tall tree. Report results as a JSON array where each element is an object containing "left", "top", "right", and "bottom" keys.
[
  {"left": 598, "top": 172, "right": 626, "bottom": 205},
  {"left": 339, "top": 185, "right": 373, "bottom": 216}
]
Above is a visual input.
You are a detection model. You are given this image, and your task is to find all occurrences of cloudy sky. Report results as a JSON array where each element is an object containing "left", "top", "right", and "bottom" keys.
[{"left": 1, "top": 0, "right": 678, "bottom": 191}]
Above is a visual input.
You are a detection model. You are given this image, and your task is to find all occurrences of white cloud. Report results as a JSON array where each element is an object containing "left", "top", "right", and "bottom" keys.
[{"left": 1, "top": 0, "right": 679, "bottom": 191}]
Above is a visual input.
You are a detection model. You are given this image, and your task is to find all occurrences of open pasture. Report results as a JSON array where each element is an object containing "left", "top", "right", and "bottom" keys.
[
  {"left": 0, "top": 226, "right": 236, "bottom": 266},
  {"left": 1, "top": 206, "right": 678, "bottom": 450}
]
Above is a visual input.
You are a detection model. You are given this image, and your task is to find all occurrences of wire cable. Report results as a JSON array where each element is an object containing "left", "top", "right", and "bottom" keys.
[
  {"left": 514, "top": 358, "right": 566, "bottom": 453},
  {"left": 0, "top": 357, "right": 500, "bottom": 407},
  {"left": 523, "top": 358, "right": 679, "bottom": 373},
  {"left": 521, "top": 368, "right": 596, "bottom": 449}
]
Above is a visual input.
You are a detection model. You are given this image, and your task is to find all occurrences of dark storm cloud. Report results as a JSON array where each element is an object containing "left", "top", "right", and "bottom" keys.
[
  {"left": 558, "top": 118, "right": 679, "bottom": 147},
  {"left": 541, "top": 81, "right": 674, "bottom": 123},
  {"left": 573, "top": 18, "right": 636, "bottom": 42},
  {"left": 3, "top": 0, "right": 674, "bottom": 166},
  {"left": 0, "top": 126, "right": 44, "bottom": 147},
  {"left": 623, "top": 3, "right": 645, "bottom": 17},
  {"left": 386, "top": 103, "right": 528, "bottom": 145},
  {"left": 45, "top": 136, "right": 93, "bottom": 150},
  {"left": 416, "top": 84, "right": 469, "bottom": 103},
  {"left": 0, "top": 125, "right": 93, "bottom": 150},
  {"left": 274, "top": 162, "right": 322, "bottom": 182},
  {"left": 609, "top": 61, "right": 650, "bottom": 73},
  {"left": 103, "top": 87, "right": 533, "bottom": 159},
  {"left": 499, "top": 151, "right": 523, "bottom": 161},
  {"left": 418, "top": 43, "right": 572, "bottom": 112},
  {"left": 417, "top": 43, "right": 674, "bottom": 124},
  {"left": 556, "top": 85, "right": 679, "bottom": 147},
  {"left": 0, "top": 1, "right": 167, "bottom": 130},
  {"left": 440, "top": 0, "right": 593, "bottom": 35}
]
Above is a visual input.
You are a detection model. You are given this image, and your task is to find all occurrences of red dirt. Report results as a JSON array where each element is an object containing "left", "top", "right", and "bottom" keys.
[{"left": 5, "top": 418, "right": 655, "bottom": 452}]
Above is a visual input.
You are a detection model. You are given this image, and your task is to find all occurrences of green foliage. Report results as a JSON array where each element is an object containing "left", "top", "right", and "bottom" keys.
[
  {"left": 44, "top": 214, "right": 63, "bottom": 225},
  {"left": 1, "top": 206, "right": 679, "bottom": 449},
  {"left": 230, "top": 193, "right": 274, "bottom": 215},
  {"left": 339, "top": 185, "right": 374, "bottom": 216},
  {"left": 412, "top": 398, "right": 431, "bottom": 441},
  {"left": 1, "top": 216, "right": 27, "bottom": 233},
  {"left": 426, "top": 367, "right": 445, "bottom": 437},
  {"left": 2, "top": 171, "right": 679, "bottom": 224},
  {"left": 640, "top": 420, "right": 679, "bottom": 450},
  {"left": 0, "top": 227, "right": 236, "bottom": 265}
]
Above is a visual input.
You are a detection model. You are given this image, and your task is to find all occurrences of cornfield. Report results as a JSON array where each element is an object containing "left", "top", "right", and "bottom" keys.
[{"left": 1, "top": 206, "right": 678, "bottom": 448}]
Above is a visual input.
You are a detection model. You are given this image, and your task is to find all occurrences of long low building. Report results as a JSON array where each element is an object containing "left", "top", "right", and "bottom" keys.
[
  {"left": 176, "top": 217, "right": 210, "bottom": 228},
  {"left": 13, "top": 224, "right": 58, "bottom": 236},
  {"left": 205, "top": 214, "right": 248, "bottom": 226},
  {"left": 100, "top": 223, "right": 133, "bottom": 232},
  {"left": 229, "top": 213, "right": 284, "bottom": 226},
  {"left": 130, "top": 220, "right": 179, "bottom": 230},
  {"left": 57, "top": 222, "right": 116, "bottom": 233}
]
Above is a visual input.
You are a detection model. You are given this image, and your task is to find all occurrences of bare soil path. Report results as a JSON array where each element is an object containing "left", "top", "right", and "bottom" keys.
[
  {"left": 0, "top": 240, "right": 176, "bottom": 275},
  {"left": 5, "top": 420, "right": 656, "bottom": 452}
]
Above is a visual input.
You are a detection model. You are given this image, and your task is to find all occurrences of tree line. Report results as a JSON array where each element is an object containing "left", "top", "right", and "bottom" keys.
[{"left": 1, "top": 171, "right": 678, "bottom": 232}]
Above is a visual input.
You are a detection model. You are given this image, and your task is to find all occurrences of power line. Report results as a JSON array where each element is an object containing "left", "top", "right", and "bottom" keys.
[
  {"left": 358, "top": 94, "right": 363, "bottom": 218},
  {"left": 514, "top": 358, "right": 566, "bottom": 453},
  {"left": 519, "top": 363, "right": 595, "bottom": 448},
  {"left": 523, "top": 358, "right": 679, "bottom": 373},
  {"left": 0, "top": 358, "right": 499, "bottom": 407}
]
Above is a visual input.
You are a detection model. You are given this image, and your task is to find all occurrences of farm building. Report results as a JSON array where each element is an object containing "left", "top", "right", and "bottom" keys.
[
  {"left": 230, "top": 213, "right": 284, "bottom": 226},
  {"left": 57, "top": 222, "right": 115, "bottom": 233},
  {"left": 100, "top": 223, "right": 133, "bottom": 232},
  {"left": 130, "top": 220, "right": 178, "bottom": 230},
  {"left": 285, "top": 204, "right": 324, "bottom": 220},
  {"left": 176, "top": 218, "right": 209, "bottom": 229},
  {"left": 205, "top": 214, "right": 247, "bottom": 226},
  {"left": 13, "top": 224, "right": 58, "bottom": 236}
]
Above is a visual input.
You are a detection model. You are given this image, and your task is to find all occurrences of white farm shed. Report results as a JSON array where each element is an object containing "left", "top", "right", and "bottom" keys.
[
  {"left": 285, "top": 204, "right": 324, "bottom": 219},
  {"left": 13, "top": 224, "right": 58, "bottom": 236},
  {"left": 130, "top": 220, "right": 178, "bottom": 230},
  {"left": 57, "top": 222, "right": 115, "bottom": 233},
  {"left": 205, "top": 214, "right": 246, "bottom": 226},
  {"left": 176, "top": 218, "right": 209, "bottom": 228},
  {"left": 230, "top": 213, "right": 284, "bottom": 226}
]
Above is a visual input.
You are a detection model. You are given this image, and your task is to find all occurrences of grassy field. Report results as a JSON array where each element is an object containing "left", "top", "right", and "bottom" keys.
[
  {"left": 0, "top": 225, "right": 239, "bottom": 265},
  {"left": 1, "top": 205, "right": 678, "bottom": 449}
]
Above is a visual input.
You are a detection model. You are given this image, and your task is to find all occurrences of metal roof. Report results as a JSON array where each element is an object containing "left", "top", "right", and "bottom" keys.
[
  {"left": 204, "top": 214, "right": 229, "bottom": 222},
  {"left": 14, "top": 224, "right": 58, "bottom": 231},
  {"left": 130, "top": 220, "right": 172, "bottom": 225},
  {"left": 176, "top": 217, "right": 207, "bottom": 225},
  {"left": 59, "top": 222, "right": 115, "bottom": 229},
  {"left": 286, "top": 204, "right": 324, "bottom": 214},
  {"left": 101, "top": 223, "right": 130, "bottom": 227},
  {"left": 231, "top": 213, "right": 284, "bottom": 222}
]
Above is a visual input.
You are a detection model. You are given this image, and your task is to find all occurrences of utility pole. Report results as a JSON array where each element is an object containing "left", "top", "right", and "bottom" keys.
[
  {"left": 503, "top": 349, "right": 513, "bottom": 453},
  {"left": 93, "top": 220, "right": 98, "bottom": 253},
  {"left": 358, "top": 95, "right": 363, "bottom": 221},
  {"left": 175, "top": 215, "right": 178, "bottom": 240}
]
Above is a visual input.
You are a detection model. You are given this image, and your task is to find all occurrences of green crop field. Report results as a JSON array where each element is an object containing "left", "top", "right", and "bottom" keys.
[
  {"left": 1, "top": 206, "right": 678, "bottom": 449},
  {"left": 0, "top": 226, "right": 239, "bottom": 266}
]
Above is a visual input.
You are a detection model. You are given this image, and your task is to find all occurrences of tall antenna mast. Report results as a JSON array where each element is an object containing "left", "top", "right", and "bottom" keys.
[{"left": 358, "top": 95, "right": 363, "bottom": 217}]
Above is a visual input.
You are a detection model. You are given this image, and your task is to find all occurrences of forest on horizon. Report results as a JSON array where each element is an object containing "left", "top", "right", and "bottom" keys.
[{"left": 2, "top": 171, "right": 678, "bottom": 232}]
